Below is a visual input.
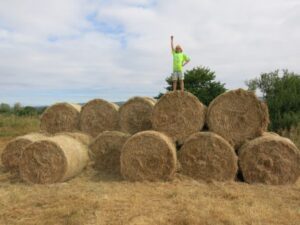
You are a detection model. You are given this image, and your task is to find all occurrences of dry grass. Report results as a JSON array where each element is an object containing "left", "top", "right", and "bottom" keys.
[
  {"left": 0, "top": 114, "right": 39, "bottom": 137},
  {"left": 1, "top": 137, "right": 300, "bottom": 225}
]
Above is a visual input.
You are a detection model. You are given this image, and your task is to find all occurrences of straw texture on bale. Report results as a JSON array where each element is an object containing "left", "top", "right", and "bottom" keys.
[
  {"left": 80, "top": 99, "right": 119, "bottom": 137},
  {"left": 121, "top": 131, "right": 177, "bottom": 181},
  {"left": 239, "top": 135, "right": 300, "bottom": 185},
  {"left": 151, "top": 91, "right": 206, "bottom": 144},
  {"left": 19, "top": 135, "right": 89, "bottom": 184},
  {"left": 262, "top": 132, "right": 280, "bottom": 137},
  {"left": 1, "top": 133, "right": 47, "bottom": 172},
  {"left": 207, "top": 89, "right": 269, "bottom": 148},
  {"left": 178, "top": 132, "right": 238, "bottom": 181},
  {"left": 40, "top": 103, "right": 81, "bottom": 134},
  {"left": 89, "top": 131, "right": 130, "bottom": 174},
  {"left": 119, "top": 97, "right": 155, "bottom": 134},
  {"left": 57, "top": 132, "right": 92, "bottom": 146}
]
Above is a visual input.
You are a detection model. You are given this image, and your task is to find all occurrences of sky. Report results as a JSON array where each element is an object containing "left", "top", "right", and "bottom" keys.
[{"left": 0, "top": 0, "right": 299, "bottom": 106}]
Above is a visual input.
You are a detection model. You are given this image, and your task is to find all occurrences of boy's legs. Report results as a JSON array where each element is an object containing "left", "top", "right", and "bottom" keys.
[
  {"left": 173, "top": 80, "right": 177, "bottom": 91},
  {"left": 180, "top": 79, "right": 184, "bottom": 91},
  {"left": 172, "top": 72, "right": 178, "bottom": 91}
]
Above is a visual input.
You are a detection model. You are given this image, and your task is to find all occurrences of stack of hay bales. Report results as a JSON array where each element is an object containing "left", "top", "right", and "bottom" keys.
[
  {"left": 1, "top": 89, "right": 299, "bottom": 185},
  {"left": 205, "top": 89, "right": 300, "bottom": 185}
]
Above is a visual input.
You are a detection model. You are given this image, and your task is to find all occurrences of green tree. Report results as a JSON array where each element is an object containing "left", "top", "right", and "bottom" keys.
[
  {"left": 246, "top": 69, "right": 300, "bottom": 131},
  {"left": 17, "top": 106, "right": 38, "bottom": 116},
  {"left": 0, "top": 103, "right": 11, "bottom": 114},
  {"left": 13, "top": 102, "right": 22, "bottom": 114},
  {"left": 157, "top": 66, "right": 226, "bottom": 105}
]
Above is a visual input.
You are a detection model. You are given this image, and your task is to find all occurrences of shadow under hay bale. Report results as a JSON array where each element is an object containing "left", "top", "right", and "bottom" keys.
[
  {"left": 119, "top": 97, "right": 155, "bottom": 134},
  {"left": 178, "top": 132, "right": 238, "bottom": 182},
  {"left": 120, "top": 130, "right": 177, "bottom": 181},
  {"left": 89, "top": 131, "right": 130, "bottom": 175},
  {"left": 40, "top": 103, "right": 81, "bottom": 134},
  {"left": 79, "top": 99, "right": 119, "bottom": 137},
  {"left": 1, "top": 133, "right": 47, "bottom": 173},
  {"left": 207, "top": 89, "right": 269, "bottom": 149},
  {"left": 19, "top": 135, "right": 89, "bottom": 184},
  {"left": 238, "top": 135, "right": 300, "bottom": 185},
  {"left": 151, "top": 91, "right": 206, "bottom": 145}
]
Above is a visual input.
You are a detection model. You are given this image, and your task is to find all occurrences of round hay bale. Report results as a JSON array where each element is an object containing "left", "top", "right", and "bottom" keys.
[
  {"left": 1, "top": 133, "right": 47, "bottom": 172},
  {"left": 57, "top": 131, "right": 92, "bottom": 146},
  {"left": 89, "top": 131, "right": 130, "bottom": 174},
  {"left": 119, "top": 97, "right": 155, "bottom": 134},
  {"left": 151, "top": 91, "right": 206, "bottom": 144},
  {"left": 207, "top": 89, "right": 269, "bottom": 148},
  {"left": 79, "top": 99, "right": 119, "bottom": 137},
  {"left": 40, "top": 103, "right": 81, "bottom": 134},
  {"left": 178, "top": 132, "right": 238, "bottom": 181},
  {"left": 120, "top": 130, "right": 177, "bottom": 181},
  {"left": 239, "top": 135, "right": 300, "bottom": 185},
  {"left": 19, "top": 135, "right": 89, "bottom": 184}
]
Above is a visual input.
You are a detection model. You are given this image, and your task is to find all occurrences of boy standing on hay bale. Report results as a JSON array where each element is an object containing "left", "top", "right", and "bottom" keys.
[{"left": 170, "top": 35, "right": 190, "bottom": 91}]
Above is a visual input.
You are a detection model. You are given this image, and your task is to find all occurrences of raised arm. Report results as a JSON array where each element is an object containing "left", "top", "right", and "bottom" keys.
[{"left": 171, "top": 36, "right": 174, "bottom": 52}]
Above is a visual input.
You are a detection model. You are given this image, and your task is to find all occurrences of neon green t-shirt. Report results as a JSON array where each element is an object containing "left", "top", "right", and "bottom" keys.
[{"left": 172, "top": 50, "right": 190, "bottom": 72}]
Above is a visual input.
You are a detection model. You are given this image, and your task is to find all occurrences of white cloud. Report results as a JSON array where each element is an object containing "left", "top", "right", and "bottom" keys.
[{"left": 0, "top": 0, "right": 299, "bottom": 104}]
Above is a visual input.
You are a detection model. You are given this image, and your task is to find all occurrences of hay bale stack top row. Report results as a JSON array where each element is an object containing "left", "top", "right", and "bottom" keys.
[{"left": 39, "top": 89, "right": 269, "bottom": 148}]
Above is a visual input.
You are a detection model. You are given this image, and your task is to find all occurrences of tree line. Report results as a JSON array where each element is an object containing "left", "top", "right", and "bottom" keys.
[{"left": 0, "top": 103, "right": 46, "bottom": 116}]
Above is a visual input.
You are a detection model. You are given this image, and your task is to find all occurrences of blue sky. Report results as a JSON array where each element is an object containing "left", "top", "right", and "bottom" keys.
[{"left": 0, "top": 0, "right": 299, "bottom": 106}]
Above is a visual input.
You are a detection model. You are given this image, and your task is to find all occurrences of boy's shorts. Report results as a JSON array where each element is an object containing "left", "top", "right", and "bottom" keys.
[{"left": 172, "top": 71, "right": 184, "bottom": 81}]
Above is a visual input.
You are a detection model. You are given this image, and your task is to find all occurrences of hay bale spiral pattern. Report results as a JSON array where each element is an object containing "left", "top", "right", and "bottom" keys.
[
  {"left": 178, "top": 132, "right": 238, "bottom": 181},
  {"left": 239, "top": 135, "right": 300, "bottom": 185},
  {"left": 121, "top": 131, "right": 177, "bottom": 181}
]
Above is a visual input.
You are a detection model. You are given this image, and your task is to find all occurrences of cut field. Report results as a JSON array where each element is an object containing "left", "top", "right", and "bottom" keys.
[{"left": 1, "top": 137, "right": 300, "bottom": 225}]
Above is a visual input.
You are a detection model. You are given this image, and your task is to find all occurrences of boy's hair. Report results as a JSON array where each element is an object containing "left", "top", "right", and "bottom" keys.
[{"left": 175, "top": 45, "right": 183, "bottom": 53}]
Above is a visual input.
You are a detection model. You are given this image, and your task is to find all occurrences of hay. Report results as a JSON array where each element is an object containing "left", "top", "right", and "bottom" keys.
[
  {"left": 1, "top": 133, "right": 47, "bottom": 172},
  {"left": 89, "top": 131, "right": 130, "bottom": 174},
  {"left": 80, "top": 99, "right": 119, "bottom": 137},
  {"left": 178, "top": 132, "right": 238, "bottom": 181},
  {"left": 57, "top": 132, "right": 92, "bottom": 146},
  {"left": 120, "top": 130, "right": 177, "bottom": 181},
  {"left": 151, "top": 91, "right": 206, "bottom": 144},
  {"left": 119, "top": 97, "right": 155, "bottom": 134},
  {"left": 207, "top": 89, "right": 269, "bottom": 148},
  {"left": 262, "top": 132, "right": 280, "bottom": 137},
  {"left": 239, "top": 135, "right": 300, "bottom": 185},
  {"left": 19, "top": 135, "right": 89, "bottom": 184},
  {"left": 40, "top": 103, "right": 81, "bottom": 134}
]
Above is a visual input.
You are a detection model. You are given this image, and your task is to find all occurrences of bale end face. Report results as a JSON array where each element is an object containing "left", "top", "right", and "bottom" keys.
[
  {"left": 1, "top": 133, "right": 47, "bottom": 172},
  {"left": 239, "top": 136, "right": 300, "bottom": 185},
  {"left": 121, "top": 130, "right": 177, "bottom": 181},
  {"left": 178, "top": 132, "right": 238, "bottom": 181},
  {"left": 207, "top": 88, "right": 270, "bottom": 148},
  {"left": 89, "top": 131, "right": 130, "bottom": 174},
  {"left": 80, "top": 99, "right": 119, "bottom": 137},
  {"left": 151, "top": 91, "right": 206, "bottom": 144},
  {"left": 40, "top": 103, "right": 81, "bottom": 134},
  {"left": 119, "top": 97, "right": 155, "bottom": 134}
]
